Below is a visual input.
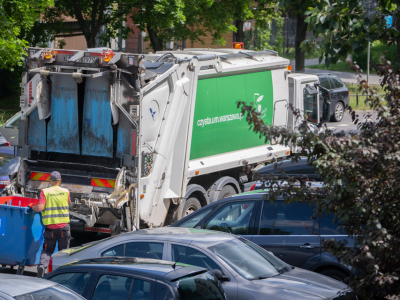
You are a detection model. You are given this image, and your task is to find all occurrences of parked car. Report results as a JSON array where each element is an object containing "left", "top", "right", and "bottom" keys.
[
  {"left": 250, "top": 157, "right": 320, "bottom": 191},
  {"left": 0, "top": 112, "right": 20, "bottom": 146},
  {"left": 44, "top": 257, "right": 227, "bottom": 300},
  {"left": 315, "top": 73, "right": 349, "bottom": 122},
  {"left": 172, "top": 191, "right": 352, "bottom": 282},
  {"left": 0, "top": 132, "right": 10, "bottom": 147},
  {"left": 50, "top": 227, "right": 354, "bottom": 299},
  {"left": 0, "top": 147, "right": 20, "bottom": 193},
  {"left": 0, "top": 273, "right": 85, "bottom": 300}
]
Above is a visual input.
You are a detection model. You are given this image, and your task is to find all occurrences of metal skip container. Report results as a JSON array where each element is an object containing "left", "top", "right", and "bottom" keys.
[{"left": 0, "top": 196, "right": 44, "bottom": 273}]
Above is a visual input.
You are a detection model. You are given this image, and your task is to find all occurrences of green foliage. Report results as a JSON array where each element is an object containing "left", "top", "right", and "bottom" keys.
[
  {"left": 0, "top": 0, "right": 51, "bottom": 69},
  {"left": 238, "top": 62, "right": 400, "bottom": 298},
  {"left": 303, "top": 0, "right": 398, "bottom": 68},
  {"left": 352, "top": 44, "right": 397, "bottom": 71},
  {"left": 132, "top": 0, "right": 246, "bottom": 51},
  {"left": 243, "top": 15, "right": 284, "bottom": 52}
]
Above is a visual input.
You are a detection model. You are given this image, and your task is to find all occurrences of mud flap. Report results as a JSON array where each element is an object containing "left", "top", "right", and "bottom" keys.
[
  {"left": 47, "top": 76, "right": 80, "bottom": 154},
  {"left": 82, "top": 78, "right": 113, "bottom": 158}
]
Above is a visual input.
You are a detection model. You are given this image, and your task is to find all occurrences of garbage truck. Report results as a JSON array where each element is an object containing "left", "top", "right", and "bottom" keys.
[{"left": 6, "top": 47, "right": 321, "bottom": 237}]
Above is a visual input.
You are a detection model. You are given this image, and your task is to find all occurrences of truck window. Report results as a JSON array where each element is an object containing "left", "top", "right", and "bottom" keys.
[{"left": 303, "top": 88, "right": 318, "bottom": 124}]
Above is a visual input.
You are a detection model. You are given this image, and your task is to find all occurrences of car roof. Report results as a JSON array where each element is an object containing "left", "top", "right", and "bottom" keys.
[
  {"left": 100, "top": 227, "right": 237, "bottom": 247},
  {"left": 0, "top": 274, "right": 58, "bottom": 297},
  {"left": 58, "top": 257, "right": 207, "bottom": 281},
  {"left": 256, "top": 157, "right": 314, "bottom": 176}
]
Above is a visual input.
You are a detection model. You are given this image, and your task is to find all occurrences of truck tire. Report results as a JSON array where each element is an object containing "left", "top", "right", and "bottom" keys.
[
  {"left": 181, "top": 197, "right": 202, "bottom": 218},
  {"left": 217, "top": 185, "right": 237, "bottom": 201},
  {"left": 320, "top": 269, "right": 348, "bottom": 282},
  {"left": 71, "top": 231, "right": 98, "bottom": 241}
]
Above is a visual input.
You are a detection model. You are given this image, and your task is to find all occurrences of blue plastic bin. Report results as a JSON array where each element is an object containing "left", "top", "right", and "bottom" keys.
[{"left": 0, "top": 196, "right": 45, "bottom": 268}]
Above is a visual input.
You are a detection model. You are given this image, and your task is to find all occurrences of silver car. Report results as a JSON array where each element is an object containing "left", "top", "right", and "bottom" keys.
[
  {"left": 0, "top": 273, "right": 85, "bottom": 300},
  {"left": 51, "top": 228, "right": 355, "bottom": 300}
]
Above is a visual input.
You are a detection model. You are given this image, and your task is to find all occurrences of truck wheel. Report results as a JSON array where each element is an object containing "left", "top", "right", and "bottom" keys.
[
  {"left": 331, "top": 102, "right": 344, "bottom": 122},
  {"left": 181, "top": 197, "right": 201, "bottom": 218},
  {"left": 71, "top": 231, "right": 98, "bottom": 241},
  {"left": 217, "top": 185, "right": 237, "bottom": 201},
  {"left": 320, "top": 269, "right": 348, "bottom": 282}
]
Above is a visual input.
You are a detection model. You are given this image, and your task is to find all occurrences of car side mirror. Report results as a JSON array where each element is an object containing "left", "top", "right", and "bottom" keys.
[{"left": 210, "top": 269, "right": 230, "bottom": 281}]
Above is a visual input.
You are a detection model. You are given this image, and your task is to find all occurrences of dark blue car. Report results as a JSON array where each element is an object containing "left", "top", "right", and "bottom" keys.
[{"left": 172, "top": 190, "right": 352, "bottom": 282}]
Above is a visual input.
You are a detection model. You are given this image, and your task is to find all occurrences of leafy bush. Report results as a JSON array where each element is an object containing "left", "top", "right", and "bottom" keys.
[
  {"left": 352, "top": 44, "right": 397, "bottom": 72},
  {"left": 238, "top": 61, "right": 400, "bottom": 299}
]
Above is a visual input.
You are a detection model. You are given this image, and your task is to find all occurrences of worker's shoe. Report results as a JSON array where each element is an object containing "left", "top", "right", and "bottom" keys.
[{"left": 37, "top": 266, "right": 45, "bottom": 278}]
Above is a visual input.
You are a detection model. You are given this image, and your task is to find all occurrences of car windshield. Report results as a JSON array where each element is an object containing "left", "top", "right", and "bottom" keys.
[
  {"left": 173, "top": 271, "right": 226, "bottom": 300},
  {"left": 208, "top": 238, "right": 290, "bottom": 280},
  {"left": 14, "top": 285, "right": 84, "bottom": 300}
]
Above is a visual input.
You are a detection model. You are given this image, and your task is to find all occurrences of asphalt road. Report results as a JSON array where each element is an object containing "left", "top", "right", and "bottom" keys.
[{"left": 325, "top": 110, "right": 377, "bottom": 133}]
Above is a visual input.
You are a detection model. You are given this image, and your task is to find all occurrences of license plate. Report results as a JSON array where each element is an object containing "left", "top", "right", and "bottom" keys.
[{"left": 64, "top": 55, "right": 96, "bottom": 63}]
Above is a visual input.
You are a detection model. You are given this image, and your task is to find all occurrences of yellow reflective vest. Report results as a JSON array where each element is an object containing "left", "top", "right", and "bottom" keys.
[{"left": 42, "top": 186, "right": 70, "bottom": 226}]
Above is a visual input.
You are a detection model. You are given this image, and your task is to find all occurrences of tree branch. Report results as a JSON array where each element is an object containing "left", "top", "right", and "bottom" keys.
[{"left": 71, "top": 0, "right": 89, "bottom": 39}]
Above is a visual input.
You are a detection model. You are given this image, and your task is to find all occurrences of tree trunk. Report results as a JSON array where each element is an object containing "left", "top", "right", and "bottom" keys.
[
  {"left": 147, "top": 25, "right": 164, "bottom": 52},
  {"left": 86, "top": 35, "right": 96, "bottom": 48},
  {"left": 235, "top": 20, "right": 244, "bottom": 43},
  {"left": 295, "top": 14, "right": 308, "bottom": 72}
]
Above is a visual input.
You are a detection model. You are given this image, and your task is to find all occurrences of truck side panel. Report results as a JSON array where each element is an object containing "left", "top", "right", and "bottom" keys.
[
  {"left": 47, "top": 76, "right": 80, "bottom": 155},
  {"left": 82, "top": 78, "right": 113, "bottom": 158},
  {"left": 190, "top": 70, "right": 273, "bottom": 160}
]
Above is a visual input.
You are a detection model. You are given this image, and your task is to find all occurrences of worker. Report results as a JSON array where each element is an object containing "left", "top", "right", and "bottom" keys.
[{"left": 29, "top": 171, "right": 70, "bottom": 278}]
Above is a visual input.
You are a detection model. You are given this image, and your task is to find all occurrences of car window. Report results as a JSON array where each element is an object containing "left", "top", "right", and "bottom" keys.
[
  {"left": 330, "top": 77, "right": 344, "bottom": 89},
  {"left": 318, "top": 77, "right": 331, "bottom": 89},
  {"left": 259, "top": 200, "right": 317, "bottom": 235},
  {"left": 125, "top": 242, "right": 163, "bottom": 260},
  {"left": 177, "top": 207, "right": 214, "bottom": 228},
  {"left": 91, "top": 275, "right": 150, "bottom": 300},
  {"left": 203, "top": 201, "right": 255, "bottom": 235},
  {"left": 319, "top": 211, "right": 345, "bottom": 235},
  {"left": 102, "top": 244, "right": 124, "bottom": 257},
  {"left": 171, "top": 244, "right": 223, "bottom": 273},
  {"left": 48, "top": 272, "right": 90, "bottom": 295},
  {"left": 5, "top": 113, "right": 21, "bottom": 128}
]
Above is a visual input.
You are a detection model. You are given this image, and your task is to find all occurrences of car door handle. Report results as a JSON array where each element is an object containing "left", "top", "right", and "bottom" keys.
[{"left": 300, "top": 243, "right": 316, "bottom": 249}]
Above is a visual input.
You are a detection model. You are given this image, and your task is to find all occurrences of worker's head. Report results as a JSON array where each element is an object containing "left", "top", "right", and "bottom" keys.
[{"left": 49, "top": 171, "right": 62, "bottom": 186}]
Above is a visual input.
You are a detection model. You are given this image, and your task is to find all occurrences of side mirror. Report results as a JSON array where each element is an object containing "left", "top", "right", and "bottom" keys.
[
  {"left": 305, "top": 84, "right": 318, "bottom": 95},
  {"left": 209, "top": 269, "right": 230, "bottom": 281}
]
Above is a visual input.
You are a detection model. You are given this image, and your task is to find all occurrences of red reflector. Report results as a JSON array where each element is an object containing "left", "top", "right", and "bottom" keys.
[
  {"left": 249, "top": 184, "right": 256, "bottom": 191},
  {"left": 2, "top": 142, "right": 10, "bottom": 146},
  {"left": 85, "top": 226, "right": 111, "bottom": 233},
  {"left": 48, "top": 257, "right": 53, "bottom": 273},
  {"left": 347, "top": 90, "right": 349, "bottom": 96},
  {"left": 0, "top": 180, "right": 9, "bottom": 189},
  {"left": 132, "top": 132, "right": 136, "bottom": 156}
]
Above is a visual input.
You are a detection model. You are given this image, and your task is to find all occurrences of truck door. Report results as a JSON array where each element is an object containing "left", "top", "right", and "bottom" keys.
[
  {"left": 273, "top": 100, "right": 288, "bottom": 127},
  {"left": 302, "top": 83, "right": 319, "bottom": 124}
]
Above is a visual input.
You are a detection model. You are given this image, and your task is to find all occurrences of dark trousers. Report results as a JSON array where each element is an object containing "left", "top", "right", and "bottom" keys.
[{"left": 39, "top": 224, "right": 70, "bottom": 270}]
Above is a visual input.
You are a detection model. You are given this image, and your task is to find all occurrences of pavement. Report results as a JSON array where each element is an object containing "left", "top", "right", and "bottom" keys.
[
  {"left": 290, "top": 57, "right": 381, "bottom": 85},
  {"left": 326, "top": 110, "right": 378, "bottom": 132}
]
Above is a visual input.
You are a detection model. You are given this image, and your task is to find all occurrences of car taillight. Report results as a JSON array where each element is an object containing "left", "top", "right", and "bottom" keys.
[
  {"left": 249, "top": 184, "right": 256, "bottom": 191},
  {"left": 48, "top": 257, "right": 53, "bottom": 273},
  {"left": 2, "top": 142, "right": 10, "bottom": 146},
  {"left": 0, "top": 180, "right": 9, "bottom": 189}
]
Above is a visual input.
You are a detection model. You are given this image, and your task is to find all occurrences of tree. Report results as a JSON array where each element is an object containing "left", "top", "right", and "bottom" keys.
[
  {"left": 303, "top": 0, "right": 399, "bottom": 68},
  {"left": 44, "top": 0, "right": 138, "bottom": 48},
  {"left": 0, "top": 0, "right": 51, "bottom": 69},
  {"left": 131, "top": 0, "right": 249, "bottom": 52},
  {"left": 238, "top": 61, "right": 400, "bottom": 299},
  {"left": 279, "top": 0, "right": 316, "bottom": 72}
]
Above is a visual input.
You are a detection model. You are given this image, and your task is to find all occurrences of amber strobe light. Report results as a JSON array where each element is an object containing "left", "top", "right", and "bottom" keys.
[
  {"left": 101, "top": 50, "right": 115, "bottom": 63},
  {"left": 287, "top": 65, "right": 293, "bottom": 71}
]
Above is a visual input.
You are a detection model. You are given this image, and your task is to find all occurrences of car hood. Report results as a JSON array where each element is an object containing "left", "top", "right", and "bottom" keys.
[{"left": 251, "top": 267, "right": 349, "bottom": 299}]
